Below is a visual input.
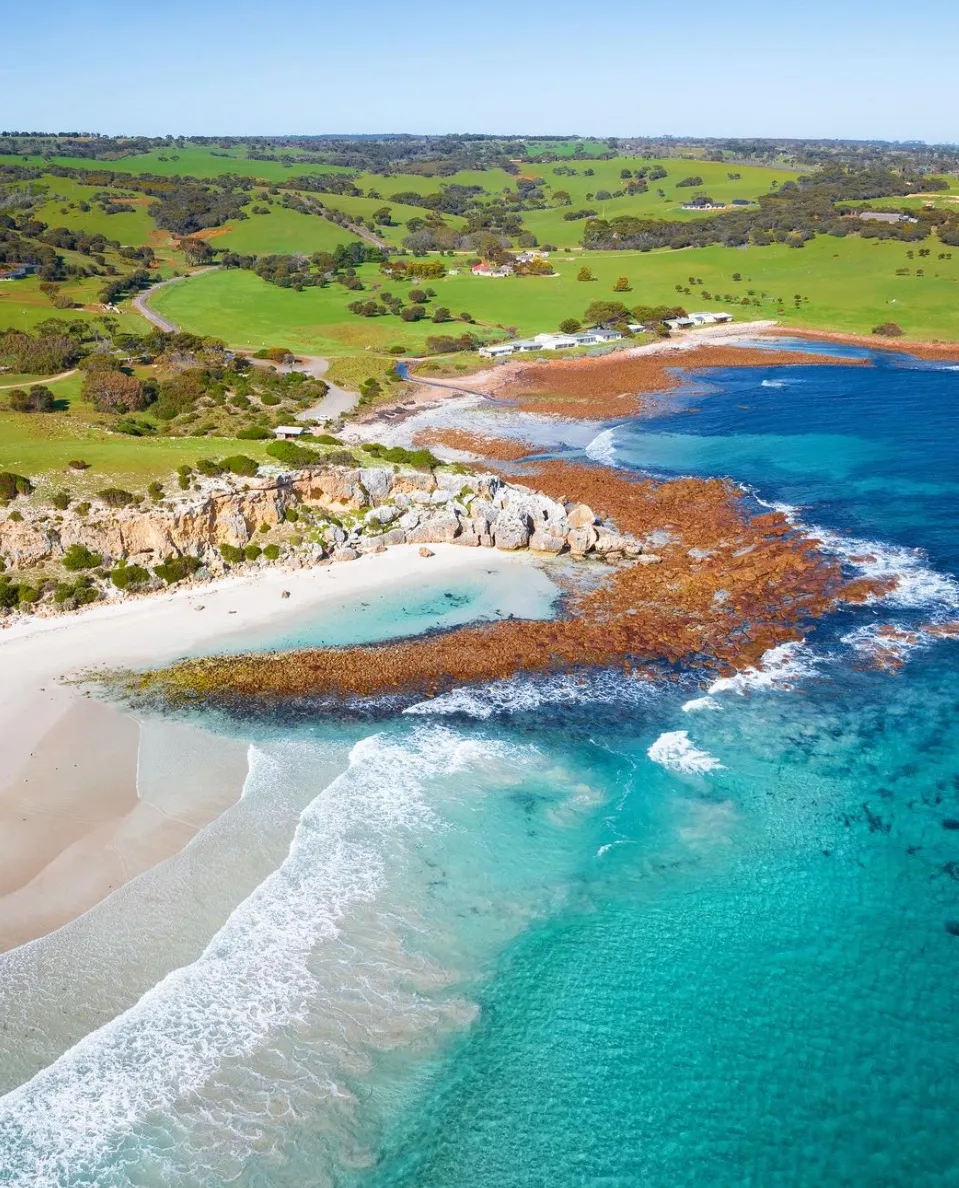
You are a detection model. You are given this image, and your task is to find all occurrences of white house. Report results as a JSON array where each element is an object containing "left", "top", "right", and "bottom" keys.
[
  {"left": 664, "top": 312, "right": 734, "bottom": 330},
  {"left": 274, "top": 425, "right": 306, "bottom": 439},
  {"left": 479, "top": 329, "right": 622, "bottom": 358}
]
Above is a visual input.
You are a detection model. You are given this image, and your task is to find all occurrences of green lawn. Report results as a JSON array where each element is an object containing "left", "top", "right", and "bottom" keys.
[{"left": 149, "top": 235, "right": 959, "bottom": 352}]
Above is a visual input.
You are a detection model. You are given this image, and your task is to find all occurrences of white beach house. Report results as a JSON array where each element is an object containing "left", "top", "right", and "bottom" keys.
[{"left": 478, "top": 329, "right": 622, "bottom": 358}]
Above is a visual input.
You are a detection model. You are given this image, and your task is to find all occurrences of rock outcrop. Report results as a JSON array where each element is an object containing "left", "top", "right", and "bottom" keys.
[{"left": 0, "top": 463, "right": 649, "bottom": 619}]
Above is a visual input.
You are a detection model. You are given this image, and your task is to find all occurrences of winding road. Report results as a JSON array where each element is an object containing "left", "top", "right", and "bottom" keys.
[{"left": 131, "top": 266, "right": 221, "bottom": 332}]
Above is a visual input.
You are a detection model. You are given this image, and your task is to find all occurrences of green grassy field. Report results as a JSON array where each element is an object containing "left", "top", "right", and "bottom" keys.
[
  {"left": 0, "top": 409, "right": 273, "bottom": 488},
  {"left": 210, "top": 207, "right": 364, "bottom": 255},
  {"left": 0, "top": 147, "right": 355, "bottom": 183},
  {"left": 0, "top": 275, "right": 151, "bottom": 334},
  {"left": 148, "top": 235, "right": 959, "bottom": 352},
  {"left": 28, "top": 174, "right": 161, "bottom": 247}
]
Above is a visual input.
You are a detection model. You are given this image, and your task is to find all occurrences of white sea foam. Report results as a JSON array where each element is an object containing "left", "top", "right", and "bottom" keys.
[
  {"left": 760, "top": 379, "right": 786, "bottom": 388},
  {"left": 0, "top": 726, "right": 513, "bottom": 1186},
  {"left": 647, "top": 730, "right": 725, "bottom": 774},
  {"left": 405, "top": 670, "right": 658, "bottom": 720},
  {"left": 585, "top": 427, "right": 618, "bottom": 465},
  {"left": 707, "top": 640, "right": 817, "bottom": 698},
  {"left": 682, "top": 695, "right": 721, "bottom": 713},
  {"left": 812, "top": 528, "right": 959, "bottom": 614}
]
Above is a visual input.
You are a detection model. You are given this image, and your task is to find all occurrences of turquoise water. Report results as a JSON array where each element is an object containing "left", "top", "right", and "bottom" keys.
[{"left": 2, "top": 344, "right": 959, "bottom": 1186}]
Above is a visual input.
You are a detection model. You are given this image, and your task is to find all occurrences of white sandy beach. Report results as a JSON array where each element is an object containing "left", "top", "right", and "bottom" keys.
[{"left": 0, "top": 544, "right": 524, "bottom": 951}]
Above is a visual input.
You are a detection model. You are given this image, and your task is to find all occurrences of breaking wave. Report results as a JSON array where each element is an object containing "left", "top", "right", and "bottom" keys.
[
  {"left": 647, "top": 730, "right": 725, "bottom": 774},
  {"left": 0, "top": 727, "right": 515, "bottom": 1186},
  {"left": 405, "top": 670, "right": 660, "bottom": 721},
  {"left": 585, "top": 427, "right": 618, "bottom": 466}
]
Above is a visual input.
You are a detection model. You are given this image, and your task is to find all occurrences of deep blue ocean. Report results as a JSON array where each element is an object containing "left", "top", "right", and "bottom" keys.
[{"left": 2, "top": 342, "right": 958, "bottom": 1187}]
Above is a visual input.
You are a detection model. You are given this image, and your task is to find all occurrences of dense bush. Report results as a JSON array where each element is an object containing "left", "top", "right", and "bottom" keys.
[
  {"left": 219, "top": 544, "right": 246, "bottom": 563},
  {"left": 221, "top": 454, "right": 259, "bottom": 477},
  {"left": 153, "top": 554, "right": 202, "bottom": 584},
  {"left": 62, "top": 543, "right": 102, "bottom": 570},
  {"left": 110, "top": 562, "right": 150, "bottom": 589},
  {"left": 83, "top": 369, "right": 148, "bottom": 413},
  {"left": 8, "top": 384, "right": 55, "bottom": 412},
  {"left": 0, "top": 472, "right": 33, "bottom": 500},
  {"left": 97, "top": 487, "right": 135, "bottom": 507},
  {"left": 263, "top": 544, "right": 281, "bottom": 560},
  {"left": 872, "top": 322, "right": 904, "bottom": 336},
  {"left": 265, "top": 440, "right": 321, "bottom": 466},
  {"left": 236, "top": 426, "right": 270, "bottom": 440},
  {"left": 363, "top": 443, "right": 439, "bottom": 469}
]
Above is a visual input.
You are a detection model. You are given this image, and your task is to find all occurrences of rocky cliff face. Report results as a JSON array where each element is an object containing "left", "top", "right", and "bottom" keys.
[{"left": 1, "top": 464, "right": 643, "bottom": 572}]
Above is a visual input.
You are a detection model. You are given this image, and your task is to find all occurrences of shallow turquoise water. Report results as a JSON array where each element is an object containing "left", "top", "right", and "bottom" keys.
[{"left": 2, "top": 344, "right": 958, "bottom": 1186}]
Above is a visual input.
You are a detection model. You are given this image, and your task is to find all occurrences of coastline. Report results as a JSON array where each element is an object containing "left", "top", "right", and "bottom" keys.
[{"left": 0, "top": 544, "right": 527, "bottom": 950}]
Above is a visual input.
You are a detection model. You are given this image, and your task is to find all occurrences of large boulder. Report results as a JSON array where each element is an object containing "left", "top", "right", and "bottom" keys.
[
  {"left": 359, "top": 467, "right": 393, "bottom": 502},
  {"left": 529, "top": 528, "right": 566, "bottom": 554},
  {"left": 408, "top": 514, "right": 460, "bottom": 544},
  {"left": 393, "top": 472, "right": 436, "bottom": 495},
  {"left": 566, "top": 503, "right": 596, "bottom": 529},
  {"left": 566, "top": 525, "right": 598, "bottom": 556},
  {"left": 493, "top": 511, "right": 530, "bottom": 551}
]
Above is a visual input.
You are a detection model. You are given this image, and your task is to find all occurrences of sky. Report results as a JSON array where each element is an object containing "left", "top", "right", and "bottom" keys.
[{"left": 3, "top": 0, "right": 957, "bottom": 144}]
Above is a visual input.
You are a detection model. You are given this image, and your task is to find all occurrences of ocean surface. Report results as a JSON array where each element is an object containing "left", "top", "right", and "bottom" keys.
[{"left": 2, "top": 341, "right": 959, "bottom": 1186}]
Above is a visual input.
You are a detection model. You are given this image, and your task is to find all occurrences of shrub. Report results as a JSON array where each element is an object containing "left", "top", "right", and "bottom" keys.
[
  {"left": 313, "top": 434, "right": 342, "bottom": 445},
  {"left": 0, "top": 472, "right": 34, "bottom": 500},
  {"left": 148, "top": 481, "right": 164, "bottom": 501},
  {"left": 76, "top": 501, "right": 90, "bottom": 516},
  {"left": 243, "top": 544, "right": 262, "bottom": 561},
  {"left": 153, "top": 554, "right": 202, "bottom": 584},
  {"left": 235, "top": 426, "right": 270, "bottom": 440},
  {"left": 577, "top": 267, "right": 594, "bottom": 281},
  {"left": 9, "top": 385, "right": 55, "bottom": 413},
  {"left": 324, "top": 450, "right": 357, "bottom": 466},
  {"left": 266, "top": 440, "right": 321, "bottom": 467},
  {"left": 110, "top": 562, "right": 150, "bottom": 590},
  {"left": 220, "top": 543, "right": 246, "bottom": 563},
  {"left": 221, "top": 455, "right": 259, "bottom": 477},
  {"left": 63, "top": 543, "right": 102, "bottom": 571},
  {"left": 259, "top": 394, "right": 281, "bottom": 406},
  {"left": 68, "top": 459, "right": 90, "bottom": 470},
  {"left": 97, "top": 488, "right": 135, "bottom": 508},
  {"left": 559, "top": 318, "right": 582, "bottom": 334},
  {"left": 284, "top": 508, "right": 299, "bottom": 523},
  {"left": 51, "top": 491, "right": 70, "bottom": 511},
  {"left": 263, "top": 543, "right": 281, "bottom": 560},
  {"left": 195, "top": 458, "right": 224, "bottom": 477},
  {"left": 83, "top": 370, "right": 148, "bottom": 414},
  {"left": 363, "top": 443, "right": 438, "bottom": 469},
  {"left": 872, "top": 322, "right": 904, "bottom": 336}
]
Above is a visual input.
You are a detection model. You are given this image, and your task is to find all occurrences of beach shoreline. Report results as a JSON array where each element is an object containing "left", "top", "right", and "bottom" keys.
[{"left": 0, "top": 544, "right": 530, "bottom": 951}]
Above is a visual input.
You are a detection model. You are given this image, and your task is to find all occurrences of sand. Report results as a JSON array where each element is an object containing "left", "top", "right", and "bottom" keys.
[{"left": 0, "top": 544, "right": 514, "bottom": 951}]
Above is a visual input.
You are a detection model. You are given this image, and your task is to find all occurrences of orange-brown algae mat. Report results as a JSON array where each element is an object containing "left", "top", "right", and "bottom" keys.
[
  {"left": 496, "top": 343, "right": 871, "bottom": 419},
  {"left": 118, "top": 462, "right": 879, "bottom": 714}
]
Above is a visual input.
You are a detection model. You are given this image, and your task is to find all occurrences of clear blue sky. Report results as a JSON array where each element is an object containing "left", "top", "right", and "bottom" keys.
[{"left": 4, "top": 0, "right": 957, "bottom": 143}]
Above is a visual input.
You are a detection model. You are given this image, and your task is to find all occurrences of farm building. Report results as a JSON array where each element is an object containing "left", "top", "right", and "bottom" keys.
[
  {"left": 479, "top": 329, "right": 622, "bottom": 358},
  {"left": 273, "top": 425, "right": 306, "bottom": 439},
  {"left": 664, "top": 312, "right": 734, "bottom": 330},
  {"left": 471, "top": 263, "right": 513, "bottom": 277},
  {"left": 857, "top": 211, "right": 918, "bottom": 224},
  {"left": 0, "top": 264, "right": 38, "bottom": 281}
]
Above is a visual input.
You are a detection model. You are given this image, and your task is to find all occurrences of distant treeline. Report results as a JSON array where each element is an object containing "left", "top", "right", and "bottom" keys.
[
  {"left": 4, "top": 132, "right": 959, "bottom": 177},
  {"left": 582, "top": 166, "right": 959, "bottom": 252}
]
